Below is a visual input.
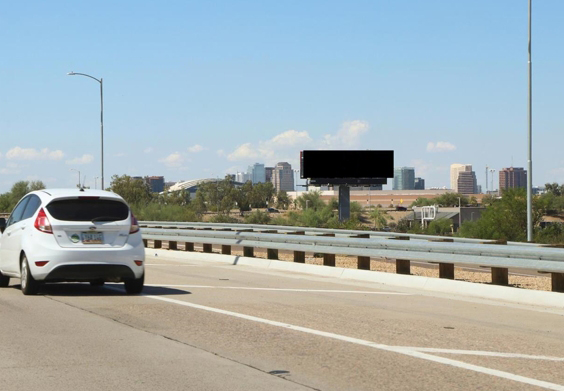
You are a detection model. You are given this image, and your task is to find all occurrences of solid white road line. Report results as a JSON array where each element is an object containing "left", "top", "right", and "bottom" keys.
[
  {"left": 144, "top": 284, "right": 410, "bottom": 295},
  {"left": 145, "top": 294, "right": 564, "bottom": 391},
  {"left": 396, "top": 347, "right": 564, "bottom": 362}
]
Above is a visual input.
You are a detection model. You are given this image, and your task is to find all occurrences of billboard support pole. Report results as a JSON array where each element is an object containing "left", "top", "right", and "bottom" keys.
[{"left": 338, "top": 185, "right": 350, "bottom": 222}]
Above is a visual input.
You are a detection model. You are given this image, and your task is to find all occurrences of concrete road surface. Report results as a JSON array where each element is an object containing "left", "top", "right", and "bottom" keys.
[{"left": 2, "top": 251, "right": 564, "bottom": 391}]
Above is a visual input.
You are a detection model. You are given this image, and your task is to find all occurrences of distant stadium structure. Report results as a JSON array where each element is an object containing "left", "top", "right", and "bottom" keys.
[{"left": 165, "top": 178, "right": 244, "bottom": 195}]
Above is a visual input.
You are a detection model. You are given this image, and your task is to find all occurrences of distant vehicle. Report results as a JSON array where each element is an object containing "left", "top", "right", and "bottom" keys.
[
  {"left": 267, "top": 207, "right": 279, "bottom": 213},
  {"left": 395, "top": 206, "right": 407, "bottom": 211},
  {"left": 0, "top": 189, "right": 145, "bottom": 295}
]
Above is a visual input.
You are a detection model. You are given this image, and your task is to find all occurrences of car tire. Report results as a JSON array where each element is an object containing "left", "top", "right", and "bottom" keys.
[
  {"left": 124, "top": 273, "right": 144, "bottom": 295},
  {"left": 21, "top": 255, "right": 40, "bottom": 295},
  {"left": 0, "top": 271, "right": 9, "bottom": 287}
]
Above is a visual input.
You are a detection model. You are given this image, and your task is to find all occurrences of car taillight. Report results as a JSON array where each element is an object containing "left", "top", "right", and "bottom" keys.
[
  {"left": 34, "top": 208, "right": 53, "bottom": 234},
  {"left": 130, "top": 213, "right": 140, "bottom": 234}
]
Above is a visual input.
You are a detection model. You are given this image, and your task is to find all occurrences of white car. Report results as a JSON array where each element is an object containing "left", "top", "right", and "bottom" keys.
[{"left": 0, "top": 189, "right": 145, "bottom": 295}]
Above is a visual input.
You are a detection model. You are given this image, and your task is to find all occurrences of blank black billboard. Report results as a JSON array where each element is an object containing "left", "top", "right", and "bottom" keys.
[{"left": 300, "top": 150, "right": 394, "bottom": 179}]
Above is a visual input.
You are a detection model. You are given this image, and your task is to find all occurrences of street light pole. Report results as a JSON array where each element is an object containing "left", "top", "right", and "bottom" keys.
[
  {"left": 526, "top": 0, "right": 533, "bottom": 242},
  {"left": 70, "top": 168, "right": 81, "bottom": 188},
  {"left": 68, "top": 72, "right": 104, "bottom": 190}
]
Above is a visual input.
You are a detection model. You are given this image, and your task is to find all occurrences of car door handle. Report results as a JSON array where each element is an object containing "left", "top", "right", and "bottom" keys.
[{"left": 21, "top": 227, "right": 25, "bottom": 230}]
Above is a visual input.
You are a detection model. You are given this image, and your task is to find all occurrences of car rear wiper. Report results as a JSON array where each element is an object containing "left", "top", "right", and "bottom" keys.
[{"left": 91, "top": 216, "right": 118, "bottom": 222}]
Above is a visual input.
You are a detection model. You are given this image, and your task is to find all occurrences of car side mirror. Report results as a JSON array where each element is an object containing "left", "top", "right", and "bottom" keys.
[{"left": 0, "top": 218, "right": 6, "bottom": 233}]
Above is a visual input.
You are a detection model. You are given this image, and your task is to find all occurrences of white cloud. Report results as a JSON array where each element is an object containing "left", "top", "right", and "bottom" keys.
[
  {"left": 6, "top": 147, "right": 64, "bottom": 161},
  {"left": 321, "top": 120, "right": 369, "bottom": 148},
  {"left": 159, "top": 152, "right": 184, "bottom": 168},
  {"left": 228, "top": 143, "right": 260, "bottom": 161},
  {"left": 144, "top": 147, "right": 154, "bottom": 154},
  {"left": 269, "top": 130, "right": 313, "bottom": 147},
  {"left": 66, "top": 154, "right": 94, "bottom": 165},
  {"left": 114, "top": 152, "right": 126, "bottom": 157},
  {"left": 217, "top": 149, "right": 225, "bottom": 157},
  {"left": 0, "top": 166, "right": 20, "bottom": 175},
  {"left": 188, "top": 144, "right": 206, "bottom": 153},
  {"left": 426, "top": 141, "right": 456, "bottom": 152}
]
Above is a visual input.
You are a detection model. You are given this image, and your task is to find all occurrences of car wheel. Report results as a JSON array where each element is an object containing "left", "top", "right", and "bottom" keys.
[
  {"left": 124, "top": 273, "right": 144, "bottom": 295},
  {"left": 0, "top": 271, "right": 9, "bottom": 287},
  {"left": 21, "top": 255, "right": 40, "bottom": 295}
]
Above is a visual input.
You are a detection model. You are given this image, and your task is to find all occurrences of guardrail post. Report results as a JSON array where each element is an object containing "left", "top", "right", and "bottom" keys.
[
  {"left": 261, "top": 230, "right": 279, "bottom": 260},
  {"left": 153, "top": 240, "right": 162, "bottom": 249},
  {"left": 481, "top": 240, "right": 508, "bottom": 285},
  {"left": 168, "top": 240, "right": 177, "bottom": 250},
  {"left": 351, "top": 234, "right": 370, "bottom": 270},
  {"left": 492, "top": 267, "right": 509, "bottom": 286},
  {"left": 236, "top": 229, "right": 255, "bottom": 257},
  {"left": 183, "top": 242, "right": 194, "bottom": 252},
  {"left": 288, "top": 231, "right": 306, "bottom": 263},
  {"left": 320, "top": 233, "right": 336, "bottom": 267},
  {"left": 221, "top": 245, "right": 231, "bottom": 255},
  {"left": 390, "top": 236, "right": 410, "bottom": 274},
  {"left": 552, "top": 273, "right": 564, "bottom": 293},
  {"left": 439, "top": 263, "right": 455, "bottom": 279},
  {"left": 396, "top": 259, "right": 411, "bottom": 275},
  {"left": 203, "top": 243, "right": 213, "bottom": 253},
  {"left": 143, "top": 239, "right": 148, "bottom": 247}
]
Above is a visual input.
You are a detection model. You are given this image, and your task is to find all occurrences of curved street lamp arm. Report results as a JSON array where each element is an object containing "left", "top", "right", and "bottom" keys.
[{"left": 67, "top": 72, "right": 101, "bottom": 84}]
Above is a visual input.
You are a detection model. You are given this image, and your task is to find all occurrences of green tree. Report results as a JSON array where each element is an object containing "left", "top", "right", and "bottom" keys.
[
  {"left": 109, "top": 175, "right": 153, "bottom": 205},
  {"left": 370, "top": 207, "right": 388, "bottom": 229},
  {"left": 458, "top": 188, "right": 543, "bottom": 241},
  {"left": 296, "top": 190, "right": 325, "bottom": 211},
  {"left": 426, "top": 218, "right": 453, "bottom": 235},
  {"left": 275, "top": 191, "right": 290, "bottom": 210},
  {"left": 0, "top": 180, "right": 46, "bottom": 212}
]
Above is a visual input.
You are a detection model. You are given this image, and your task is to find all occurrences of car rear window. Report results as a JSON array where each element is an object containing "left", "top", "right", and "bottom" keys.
[{"left": 46, "top": 198, "right": 129, "bottom": 222}]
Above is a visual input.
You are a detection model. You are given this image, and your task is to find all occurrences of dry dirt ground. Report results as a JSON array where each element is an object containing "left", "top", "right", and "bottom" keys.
[{"left": 155, "top": 242, "right": 552, "bottom": 292}]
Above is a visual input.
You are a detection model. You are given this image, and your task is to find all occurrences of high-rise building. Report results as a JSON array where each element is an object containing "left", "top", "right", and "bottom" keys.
[
  {"left": 393, "top": 167, "right": 415, "bottom": 190},
  {"left": 272, "top": 162, "right": 294, "bottom": 192},
  {"left": 414, "top": 177, "right": 425, "bottom": 190},
  {"left": 457, "top": 171, "right": 477, "bottom": 195},
  {"left": 450, "top": 164, "right": 472, "bottom": 192},
  {"left": 235, "top": 172, "right": 251, "bottom": 183},
  {"left": 248, "top": 163, "right": 266, "bottom": 184},
  {"left": 146, "top": 176, "right": 165, "bottom": 193},
  {"left": 265, "top": 167, "right": 274, "bottom": 183},
  {"left": 499, "top": 167, "right": 527, "bottom": 190}
]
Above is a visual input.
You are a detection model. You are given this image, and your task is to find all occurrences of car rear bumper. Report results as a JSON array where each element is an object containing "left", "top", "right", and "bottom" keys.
[
  {"left": 25, "top": 235, "right": 145, "bottom": 281},
  {"left": 44, "top": 264, "right": 136, "bottom": 282}
]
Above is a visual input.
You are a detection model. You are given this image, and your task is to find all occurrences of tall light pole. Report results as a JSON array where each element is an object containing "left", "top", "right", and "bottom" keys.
[
  {"left": 70, "top": 168, "right": 81, "bottom": 188},
  {"left": 67, "top": 72, "right": 104, "bottom": 190},
  {"left": 526, "top": 0, "right": 533, "bottom": 242}
]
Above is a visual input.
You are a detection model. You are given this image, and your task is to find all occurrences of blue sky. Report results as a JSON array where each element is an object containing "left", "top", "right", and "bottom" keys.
[{"left": 1, "top": 0, "right": 563, "bottom": 193}]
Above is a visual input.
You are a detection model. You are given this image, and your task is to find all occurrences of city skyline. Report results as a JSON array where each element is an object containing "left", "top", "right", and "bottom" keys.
[{"left": 1, "top": 1, "right": 563, "bottom": 193}]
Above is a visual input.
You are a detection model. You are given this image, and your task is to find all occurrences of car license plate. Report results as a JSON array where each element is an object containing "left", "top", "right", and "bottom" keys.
[{"left": 82, "top": 232, "right": 103, "bottom": 244}]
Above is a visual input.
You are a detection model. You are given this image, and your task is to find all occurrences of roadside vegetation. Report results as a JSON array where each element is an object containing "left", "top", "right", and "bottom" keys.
[{"left": 2, "top": 177, "right": 564, "bottom": 244}]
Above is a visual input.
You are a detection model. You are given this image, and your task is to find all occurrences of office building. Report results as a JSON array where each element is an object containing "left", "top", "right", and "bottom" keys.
[
  {"left": 248, "top": 163, "right": 266, "bottom": 184},
  {"left": 499, "top": 167, "right": 527, "bottom": 190},
  {"left": 265, "top": 167, "right": 274, "bottom": 183},
  {"left": 146, "top": 176, "right": 165, "bottom": 193},
  {"left": 457, "top": 171, "right": 477, "bottom": 195},
  {"left": 414, "top": 177, "right": 425, "bottom": 190},
  {"left": 235, "top": 172, "right": 251, "bottom": 183},
  {"left": 450, "top": 164, "right": 473, "bottom": 192},
  {"left": 393, "top": 167, "right": 415, "bottom": 190},
  {"left": 272, "top": 162, "right": 294, "bottom": 192}
]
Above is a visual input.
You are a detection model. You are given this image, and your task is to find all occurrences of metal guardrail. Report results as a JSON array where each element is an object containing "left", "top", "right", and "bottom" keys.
[
  {"left": 139, "top": 221, "right": 550, "bottom": 247},
  {"left": 139, "top": 221, "right": 564, "bottom": 292}
]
